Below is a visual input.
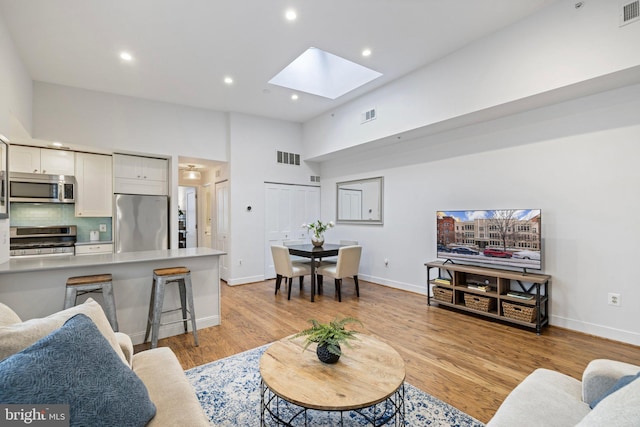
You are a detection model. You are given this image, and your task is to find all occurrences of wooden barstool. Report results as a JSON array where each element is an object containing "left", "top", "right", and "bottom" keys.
[
  {"left": 144, "top": 267, "right": 198, "bottom": 349},
  {"left": 64, "top": 273, "right": 118, "bottom": 332}
]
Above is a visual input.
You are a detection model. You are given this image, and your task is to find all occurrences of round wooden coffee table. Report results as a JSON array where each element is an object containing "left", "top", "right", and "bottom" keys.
[{"left": 259, "top": 334, "right": 406, "bottom": 426}]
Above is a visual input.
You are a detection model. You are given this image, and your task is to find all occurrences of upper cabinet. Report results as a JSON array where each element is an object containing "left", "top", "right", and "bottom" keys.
[
  {"left": 75, "top": 152, "right": 112, "bottom": 217},
  {"left": 113, "top": 154, "right": 168, "bottom": 195},
  {"left": 10, "top": 146, "right": 75, "bottom": 175}
]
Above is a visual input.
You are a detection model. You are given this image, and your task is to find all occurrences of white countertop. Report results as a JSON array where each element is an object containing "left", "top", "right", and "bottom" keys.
[{"left": 0, "top": 247, "right": 226, "bottom": 274}]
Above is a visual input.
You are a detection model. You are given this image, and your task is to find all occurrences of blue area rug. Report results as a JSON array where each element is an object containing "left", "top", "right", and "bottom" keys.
[{"left": 185, "top": 344, "right": 484, "bottom": 426}]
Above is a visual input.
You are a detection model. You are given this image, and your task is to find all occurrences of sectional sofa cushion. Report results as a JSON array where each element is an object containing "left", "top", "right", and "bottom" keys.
[
  {"left": 0, "top": 302, "right": 22, "bottom": 326},
  {"left": 0, "top": 314, "right": 156, "bottom": 427},
  {"left": 589, "top": 371, "right": 640, "bottom": 408},
  {"left": 0, "top": 298, "right": 126, "bottom": 364}
]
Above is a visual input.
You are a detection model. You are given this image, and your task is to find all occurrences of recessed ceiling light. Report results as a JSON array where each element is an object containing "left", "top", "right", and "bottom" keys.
[
  {"left": 285, "top": 9, "right": 297, "bottom": 21},
  {"left": 224, "top": 76, "right": 234, "bottom": 85},
  {"left": 291, "top": 94, "right": 299, "bottom": 101},
  {"left": 362, "top": 49, "right": 372, "bottom": 57},
  {"left": 119, "top": 51, "right": 133, "bottom": 61}
]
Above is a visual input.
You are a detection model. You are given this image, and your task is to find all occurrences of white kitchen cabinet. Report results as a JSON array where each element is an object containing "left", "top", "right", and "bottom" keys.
[
  {"left": 113, "top": 154, "right": 167, "bottom": 195},
  {"left": 75, "top": 243, "right": 114, "bottom": 256},
  {"left": 10, "top": 146, "right": 75, "bottom": 175},
  {"left": 75, "top": 152, "right": 113, "bottom": 217}
]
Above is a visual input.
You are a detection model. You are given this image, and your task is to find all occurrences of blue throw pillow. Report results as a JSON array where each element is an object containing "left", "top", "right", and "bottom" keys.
[
  {"left": 0, "top": 314, "right": 156, "bottom": 426},
  {"left": 590, "top": 371, "right": 640, "bottom": 409}
]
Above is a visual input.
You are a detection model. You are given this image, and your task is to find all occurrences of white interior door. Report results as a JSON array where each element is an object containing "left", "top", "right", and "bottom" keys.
[
  {"left": 215, "top": 180, "right": 229, "bottom": 281},
  {"left": 264, "top": 183, "right": 320, "bottom": 279},
  {"left": 185, "top": 188, "right": 197, "bottom": 248}
]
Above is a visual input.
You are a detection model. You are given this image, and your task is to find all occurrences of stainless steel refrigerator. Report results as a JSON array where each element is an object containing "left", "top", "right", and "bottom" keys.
[{"left": 114, "top": 194, "right": 169, "bottom": 253}]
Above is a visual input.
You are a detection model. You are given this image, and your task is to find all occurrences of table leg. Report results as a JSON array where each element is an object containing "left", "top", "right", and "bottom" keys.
[{"left": 310, "top": 257, "right": 316, "bottom": 302}]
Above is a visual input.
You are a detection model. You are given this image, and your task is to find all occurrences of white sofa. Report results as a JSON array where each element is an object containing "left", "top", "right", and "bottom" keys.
[
  {"left": 0, "top": 298, "right": 209, "bottom": 426},
  {"left": 488, "top": 359, "right": 640, "bottom": 427}
]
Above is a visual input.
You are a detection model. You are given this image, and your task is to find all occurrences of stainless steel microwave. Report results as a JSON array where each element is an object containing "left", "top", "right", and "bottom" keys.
[{"left": 9, "top": 172, "right": 76, "bottom": 203}]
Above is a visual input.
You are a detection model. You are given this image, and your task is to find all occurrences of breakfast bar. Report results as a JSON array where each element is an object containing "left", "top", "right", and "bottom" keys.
[{"left": 0, "top": 247, "right": 225, "bottom": 344}]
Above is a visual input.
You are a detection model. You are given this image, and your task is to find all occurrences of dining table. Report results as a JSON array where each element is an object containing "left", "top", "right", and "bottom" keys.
[{"left": 286, "top": 243, "right": 344, "bottom": 302}]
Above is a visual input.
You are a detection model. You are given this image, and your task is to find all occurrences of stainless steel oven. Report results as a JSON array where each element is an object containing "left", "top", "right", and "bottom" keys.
[
  {"left": 10, "top": 225, "right": 77, "bottom": 257},
  {"left": 9, "top": 172, "right": 75, "bottom": 203}
]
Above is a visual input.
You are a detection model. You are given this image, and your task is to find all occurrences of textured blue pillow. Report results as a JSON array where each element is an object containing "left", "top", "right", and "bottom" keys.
[
  {"left": 590, "top": 371, "right": 640, "bottom": 409},
  {"left": 0, "top": 314, "right": 156, "bottom": 426}
]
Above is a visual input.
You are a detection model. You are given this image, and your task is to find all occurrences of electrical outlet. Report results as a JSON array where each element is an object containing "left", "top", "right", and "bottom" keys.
[
  {"left": 608, "top": 293, "right": 621, "bottom": 306},
  {"left": 99, "top": 224, "right": 107, "bottom": 232}
]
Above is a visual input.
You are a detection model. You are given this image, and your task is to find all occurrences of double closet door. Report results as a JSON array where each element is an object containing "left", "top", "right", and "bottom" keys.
[{"left": 264, "top": 183, "right": 320, "bottom": 279}]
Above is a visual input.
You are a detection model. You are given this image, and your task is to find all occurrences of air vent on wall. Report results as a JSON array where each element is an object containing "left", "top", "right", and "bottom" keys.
[
  {"left": 361, "top": 108, "right": 376, "bottom": 124},
  {"left": 310, "top": 176, "right": 321, "bottom": 182},
  {"left": 276, "top": 150, "right": 300, "bottom": 166},
  {"left": 620, "top": 0, "right": 640, "bottom": 26}
]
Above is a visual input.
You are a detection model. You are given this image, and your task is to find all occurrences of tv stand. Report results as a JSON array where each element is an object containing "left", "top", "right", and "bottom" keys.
[
  {"left": 425, "top": 261, "right": 551, "bottom": 334},
  {"left": 442, "top": 258, "right": 455, "bottom": 265}
]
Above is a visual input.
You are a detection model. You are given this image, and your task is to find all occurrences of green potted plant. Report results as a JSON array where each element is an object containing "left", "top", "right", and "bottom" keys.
[{"left": 293, "top": 317, "right": 362, "bottom": 364}]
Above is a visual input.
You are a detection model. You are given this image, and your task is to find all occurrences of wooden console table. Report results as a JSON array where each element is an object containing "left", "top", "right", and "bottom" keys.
[{"left": 425, "top": 261, "right": 551, "bottom": 334}]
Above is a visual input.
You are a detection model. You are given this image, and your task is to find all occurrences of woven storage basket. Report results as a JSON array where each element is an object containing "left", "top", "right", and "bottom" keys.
[
  {"left": 502, "top": 301, "right": 536, "bottom": 323},
  {"left": 432, "top": 286, "right": 453, "bottom": 303},
  {"left": 463, "top": 293, "right": 495, "bottom": 312}
]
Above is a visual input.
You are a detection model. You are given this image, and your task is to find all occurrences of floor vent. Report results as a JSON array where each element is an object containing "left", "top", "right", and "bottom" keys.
[
  {"left": 277, "top": 151, "right": 300, "bottom": 166},
  {"left": 621, "top": 0, "right": 640, "bottom": 26}
]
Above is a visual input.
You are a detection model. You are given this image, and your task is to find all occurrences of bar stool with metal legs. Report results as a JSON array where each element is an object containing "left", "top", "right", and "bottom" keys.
[
  {"left": 144, "top": 267, "right": 198, "bottom": 349},
  {"left": 64, "top": 273, "right": 119, "bottom": 332}
]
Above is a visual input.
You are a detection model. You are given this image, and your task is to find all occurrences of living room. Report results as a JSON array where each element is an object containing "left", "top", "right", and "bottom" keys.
[{"left": 1, "top": 1, "right": 639, "bottom": 425}]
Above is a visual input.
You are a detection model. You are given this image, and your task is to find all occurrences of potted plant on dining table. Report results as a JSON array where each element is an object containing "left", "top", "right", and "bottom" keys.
[{"left": 303, "top": 220, "right": 334, "bottom": 247}]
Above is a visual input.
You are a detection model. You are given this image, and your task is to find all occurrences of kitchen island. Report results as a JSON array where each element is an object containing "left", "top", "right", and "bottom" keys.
[{"left": 0, "top": 247, "right": 225, "bottom": 344}]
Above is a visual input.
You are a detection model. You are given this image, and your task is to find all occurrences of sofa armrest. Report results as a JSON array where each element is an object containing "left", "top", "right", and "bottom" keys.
[
  {"left": 114, "top": 332, "right": 134, "bottom": 367},
  {"left": 582, "top": 359, "right": 640, "bottom": 404}
]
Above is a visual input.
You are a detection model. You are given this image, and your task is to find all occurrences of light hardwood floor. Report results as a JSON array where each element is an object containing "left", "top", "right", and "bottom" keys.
[{"left": 134, "top": 278, "right": 640, "bottom": 423}]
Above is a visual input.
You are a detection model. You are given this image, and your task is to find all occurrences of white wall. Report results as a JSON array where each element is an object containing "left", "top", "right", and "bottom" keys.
[
  {"left": 319, "top": 83, "right": 640, "bottom": 346},
  {"left": 0, "top": 11, "right": 32, "bottom": 264},
  {"left": 227, "top": 113, "right": 319, "bottom": 285},
  {"left": 33, "top": 82, "right": 228, "bottom": 161},
  {"left": 303, "top": 0, "right": 640, "bottom": 159}
]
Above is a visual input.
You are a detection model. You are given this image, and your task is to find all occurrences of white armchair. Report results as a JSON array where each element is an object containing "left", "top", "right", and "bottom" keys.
[
  {"left": 316, "top": 245, "right": 362, "bottom": 302},
  {"left": 270, "top": 245, "right": 312, "bottom": 300}
]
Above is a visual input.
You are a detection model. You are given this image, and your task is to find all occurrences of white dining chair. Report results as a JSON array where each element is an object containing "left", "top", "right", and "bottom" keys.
[
  {"left": 316, "top": 245, "right": 362, "bottom": 302},
  {"left": 271, "top": 245, "right": 312, "bottom": 300},
  {"left": 283, "top": 240, "right": 308, "bottom": 262},
  {"left": 320, "top": 240, "right": 359, "bottom": 265}
]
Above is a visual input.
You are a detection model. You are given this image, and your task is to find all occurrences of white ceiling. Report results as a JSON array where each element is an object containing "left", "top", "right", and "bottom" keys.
[{"left": 0, "top": 0, "right": 559, "bottom": 123}]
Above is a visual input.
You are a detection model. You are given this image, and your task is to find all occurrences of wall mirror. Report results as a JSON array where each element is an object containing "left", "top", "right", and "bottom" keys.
[{"left": 336, "top": 177, "right": 383, "bottom": 225}]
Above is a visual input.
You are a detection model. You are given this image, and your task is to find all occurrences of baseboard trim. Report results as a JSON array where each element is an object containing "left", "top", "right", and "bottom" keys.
[
  {"left": 226, "top": 275, "right": 265, "bottom": 286},
  {"left": 358, "top": 274, "right": 426, "bottom": 296},
  {"left": 550, "top": 315, "right": 640, "bottom": 347}
]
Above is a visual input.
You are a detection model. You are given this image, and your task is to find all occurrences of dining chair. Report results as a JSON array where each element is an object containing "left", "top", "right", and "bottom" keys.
[
  {"left": 316, "top": 245, "right": 362, "bottom": 302},
  {"left": 321, "top": 240, "right": 359, "bottom": 265},
  {"left": 283, "top": 240, "right": 308, "bottom": 262},
  {"left": 270, "top": 245, "right": 312, "bottom": 300}
]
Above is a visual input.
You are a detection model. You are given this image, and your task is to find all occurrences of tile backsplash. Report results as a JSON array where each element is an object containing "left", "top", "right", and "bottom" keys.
[{"left": 10, "top": 203, "right": 112, "bottom": 242}]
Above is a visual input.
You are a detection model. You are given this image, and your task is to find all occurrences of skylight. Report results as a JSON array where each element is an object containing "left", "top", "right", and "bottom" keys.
[{"left": 268, "top": 47, "right": 382, "bottom": 100}]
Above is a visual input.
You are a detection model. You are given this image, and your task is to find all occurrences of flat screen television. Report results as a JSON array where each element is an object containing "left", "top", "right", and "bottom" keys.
[{"left": 437, "top": 209, "right": 542, "bottom": 271}]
